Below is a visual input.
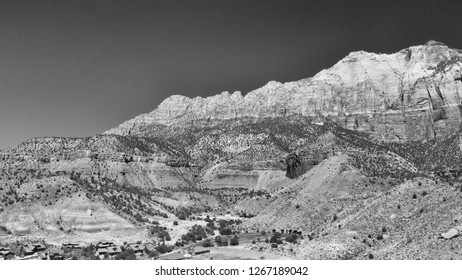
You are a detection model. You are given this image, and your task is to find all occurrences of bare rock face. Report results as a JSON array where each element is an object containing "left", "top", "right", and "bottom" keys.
[{"left": 106, "top": 42, "right": 462, "bottom": 142}]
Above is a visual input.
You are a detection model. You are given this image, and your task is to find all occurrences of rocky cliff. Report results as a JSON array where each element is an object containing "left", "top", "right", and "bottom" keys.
[{"left": 106, "top": 41, "right": 462, "bottom": 142}]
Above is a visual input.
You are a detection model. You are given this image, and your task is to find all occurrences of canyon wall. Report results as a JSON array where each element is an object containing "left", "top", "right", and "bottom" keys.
[{"left": 106, "top": 41, "right": 462, "bottom": 142}]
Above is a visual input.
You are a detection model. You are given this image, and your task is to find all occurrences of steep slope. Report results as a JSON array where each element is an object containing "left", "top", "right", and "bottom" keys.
[{"left": 106, "top": 41, "right": 462, "bottom": 142}]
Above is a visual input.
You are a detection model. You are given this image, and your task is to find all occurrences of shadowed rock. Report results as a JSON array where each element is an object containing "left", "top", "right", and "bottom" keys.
[{"left": 286, "top": 153, "right": 302, "bottom": 179}]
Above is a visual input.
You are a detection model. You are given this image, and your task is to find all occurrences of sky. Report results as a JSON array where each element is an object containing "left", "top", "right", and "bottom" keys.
[{"left": 1, "top": 0, "right": 462, "bottom": 149}]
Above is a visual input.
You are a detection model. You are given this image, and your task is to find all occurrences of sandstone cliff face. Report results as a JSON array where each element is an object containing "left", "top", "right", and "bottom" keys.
[{"left": 106, "top": 41, "right": 462, "bottom": 142}]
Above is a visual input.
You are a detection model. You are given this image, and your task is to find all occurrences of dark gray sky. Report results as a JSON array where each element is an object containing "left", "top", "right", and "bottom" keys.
[{"left": 1, "top": 0, "right": 462, "bottom": 149}]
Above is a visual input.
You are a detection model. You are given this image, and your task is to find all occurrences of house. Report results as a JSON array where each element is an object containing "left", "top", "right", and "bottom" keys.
[
  {"left": 159, "top": 252, "right": 188, "bottom": 260},
  {"left": 128, "top": 244, "right": 145, "bottom": 254},
  {"left": 0, "top": 249, "right": 14, "bottom": 260},
  {"left": 23, "top": 244, "right": 35, "bottom": 256},
  {"left": 96, "top": 241, "right": 114, "bottom": 249},
  {"left": 0, "top": 246, "right": 8, "bottom": 254},
  {"left": 145, "top": 243, "right": 156, "bottom": 251},
  {"left": 32, "top": 243, "right": 46, "bottom": 252},
  {"left": 96, "top": 248, "right": 108, "bottom": 256},
  {"left": 107, "top": 246, "right": 122, "bottom": 256},
  {"left": 48, "top": 248, "right": 64, "bottom": 260},
  {"left": 192, "top": 246, "right": 210, "bottom": 255},
  {"left": 62, "top": 242, "right": 82, "bottom": 249}
]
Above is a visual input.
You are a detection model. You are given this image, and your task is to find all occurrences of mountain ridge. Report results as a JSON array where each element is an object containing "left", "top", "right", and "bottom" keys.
[{"left": 105, "top": 41, "right": 462, "bottom": 142}]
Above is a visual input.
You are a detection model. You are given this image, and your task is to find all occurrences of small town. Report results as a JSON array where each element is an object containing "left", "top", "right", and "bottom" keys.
[{"left": 0, "top": 226, "right": 303, "bottom": 260}]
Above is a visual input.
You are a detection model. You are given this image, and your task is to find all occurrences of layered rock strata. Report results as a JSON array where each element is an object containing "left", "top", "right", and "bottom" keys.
[{"left": 107, "top": 41, "right": 462, "bottom": 142}]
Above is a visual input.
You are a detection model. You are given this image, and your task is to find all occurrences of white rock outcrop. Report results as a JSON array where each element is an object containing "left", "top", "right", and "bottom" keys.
[{"left": 106, "top": 41, "right": 462, "bottom": 142}]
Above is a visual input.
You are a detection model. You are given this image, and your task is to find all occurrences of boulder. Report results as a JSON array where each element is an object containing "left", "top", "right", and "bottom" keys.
[{"left": 441, "top": 228, "right": 458, "bottom": 239}]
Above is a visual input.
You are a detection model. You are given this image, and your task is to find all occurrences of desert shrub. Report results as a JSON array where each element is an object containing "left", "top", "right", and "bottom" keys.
[
  {"left": 269, "top": 235, "right": 278, "bottom": 243},
  {"left": 285, "top": 234, "right": 297, "bottom": 243}
]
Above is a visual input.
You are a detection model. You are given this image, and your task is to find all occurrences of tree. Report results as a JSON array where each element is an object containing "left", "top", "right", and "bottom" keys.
[
  {"left": 115, "top": 249, "right": 137, "bottom": 260},
  {"left": 148, "top": 250, "right": 159, "bottom": 258},
  {"left": 202, "top": 240, "right": 213, "bottom": 247},
  {"left": 285, "top": 234, "right": 297, "bottom": 243},
  {"left": 134, "top": 212, "right": 143, "bottom": 222},
  {"left": 156, "top": 243, "right": 172, "bottom": 254},
  {"left": 218, "top": 220, "right": 227, "bottom": 228},
  {"left": 269, "top": 235, "right": 279, "bottom": 244},
  {"left": 218, "top": 227, "right": 232, "bottom": 235},
  {"left": 230, "top": 236, "right": 239, "bottom": 246},
  {"left": 215, "top": 236, "right": 228, "bottom": 246}
]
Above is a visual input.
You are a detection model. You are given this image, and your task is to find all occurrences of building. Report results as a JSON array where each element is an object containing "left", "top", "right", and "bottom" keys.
[
  {"left": 48, "top": 248, "right": 64, "bottom": 260},
  {"left": 96, "top": 248, "right": 108, "bottom": 256},
  {"left": 96, "top": 241, "right": 114, "bottom": 249},
  {"left": 62, "top": 242, "right": 82, "bottom": 250},
  {"left": 128, "top": 244, "right": 145, "bottom": 254},
  {"left": 23, "top": 244, "right": 35, "bottom": 256},
  {"left": 0, "top": 249, "right": 14, "bottom": 260},
  {"left": 32, "top": 243, "right": 46, "bottom": 252},
  {"left": 144, "top": 243, "right": 156, "bottom": 251},
  {"left": 107, "top": 246, "right": 122, "bottom": 256},
  {"left": 192, "top": 246, "right": 210, "bottom": 255}
]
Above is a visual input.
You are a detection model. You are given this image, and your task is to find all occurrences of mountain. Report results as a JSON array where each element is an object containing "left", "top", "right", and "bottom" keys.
[
  {"left": 106, "top": 40, "right": 462, "bottom": 142},
  {"left": 2, "top": 42, "right": 462, "bottom": 259}
]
